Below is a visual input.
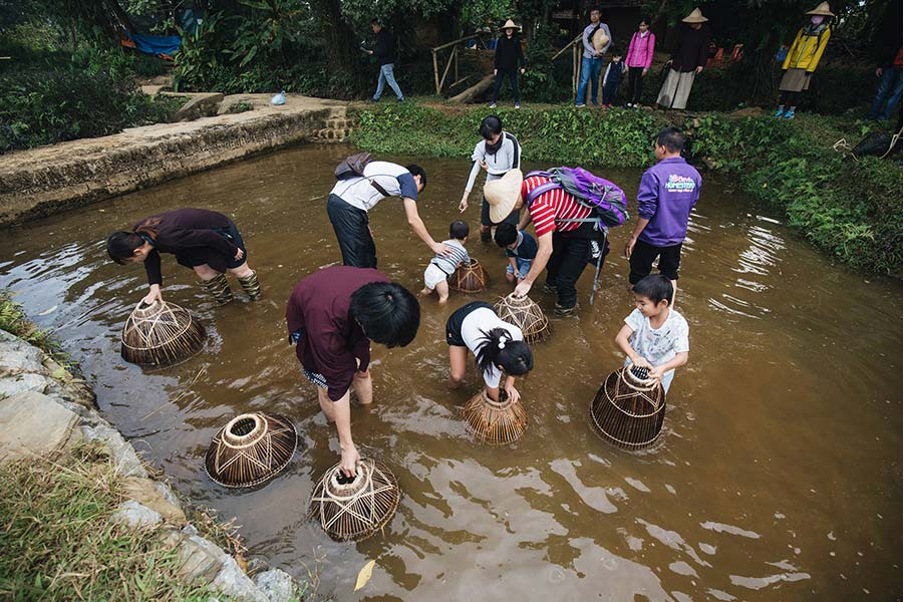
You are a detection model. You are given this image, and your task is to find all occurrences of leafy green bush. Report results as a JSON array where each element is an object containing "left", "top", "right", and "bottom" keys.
[{"left": 0, "top": 69, "right": 179, "bottom": 152}]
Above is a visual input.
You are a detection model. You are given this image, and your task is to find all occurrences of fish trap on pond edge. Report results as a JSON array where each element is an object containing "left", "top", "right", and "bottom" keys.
[
  {"left": 589, "top": 366, "right": 666, "bottom": 451},
  {"left": 450, "top": 259, "right": 488, "bottom": 294},
  {"left": 309, "top": 459, "right": 401, "bottom": 542},
  {"left": 493, "top": 293, "right": 550, "bottom": 344},
  {"left": 205, "top": 413, "right": 298, "bottom": 488},
  {"left": 120, "top": 300, "right": 206, "bottom": 368},
  {"left": 462, "top": 387, "right": 528, "bottom": 446}
]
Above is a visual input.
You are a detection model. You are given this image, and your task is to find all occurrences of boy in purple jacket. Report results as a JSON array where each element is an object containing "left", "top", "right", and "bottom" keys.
[{"left": 624, "top": 128, "right": 701, "bottom": 304}]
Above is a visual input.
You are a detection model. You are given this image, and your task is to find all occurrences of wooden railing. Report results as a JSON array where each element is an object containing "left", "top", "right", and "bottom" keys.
[{"left": 430, "top": 32, "right": 493, "bottom": 96}]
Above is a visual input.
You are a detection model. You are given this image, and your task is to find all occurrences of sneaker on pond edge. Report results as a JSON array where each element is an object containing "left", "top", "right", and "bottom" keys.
[
  {"left": 514, "top": 103, "right": 521, "bottom": 109},
  {"left": 489, "top": 103, "right": 497, "bottom": 108},
  {"left": 397, "top": 97, "right": 405, "bottom": 103},
  {"left": 783, "top": 109, "right": 795, "bottom": 119}
]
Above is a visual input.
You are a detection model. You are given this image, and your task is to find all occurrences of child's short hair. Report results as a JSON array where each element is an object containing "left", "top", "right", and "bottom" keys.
[
  {"left": 493, "top": 222, "right": 517, "bottom": 247},
  {"left": 632, "top": 275, "right": 673, "bottom": 305},
  {"left": 610, "top": 46, "right": 622, "bottom": 57},
  {"left": 655, "top": 127, "right": 685, "bottom": 153},
  {"left": 449, "top": 220, "right": 469, "bottom": 240}
]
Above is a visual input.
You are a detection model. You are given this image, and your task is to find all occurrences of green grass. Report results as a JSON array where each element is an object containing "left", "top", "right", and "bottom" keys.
[
  {"left": 0, "top": 289, "right": 72, "bottom": 368},
  {"left": 0, "top": 444, "right": 222, "bottom": 602}
]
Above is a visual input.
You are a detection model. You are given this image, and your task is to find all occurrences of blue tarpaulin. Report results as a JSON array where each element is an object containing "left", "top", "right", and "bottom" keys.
[{"left": 125, "top": 31, "right": 182, "bottom": 57}]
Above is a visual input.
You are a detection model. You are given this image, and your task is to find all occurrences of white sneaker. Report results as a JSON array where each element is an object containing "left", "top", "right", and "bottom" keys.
[{"left": 489, "top": 103, "right": 497, "bottom": 108}]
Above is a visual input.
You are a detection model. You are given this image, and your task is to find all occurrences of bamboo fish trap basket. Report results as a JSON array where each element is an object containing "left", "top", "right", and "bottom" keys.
[
  {"left": 493, "top": 293, "right": 550, "bottom": 344},
  {"left": 309, "top": 459, "right": 401, "bottom": 542},
  {"left": 450, "top": 259, "right": 488, "bottom": 293},
  {"left": 589, "top": 365, "right": 666, "bottom": 450},
  {"left": 462, "top": 388, "right": 528, "bottom": 446},
  {"left": 205, "top": 413, "right": 298, "bottom": 488},
  {"left": 120, "top": 300, "right": 206, "bottom": 368}
]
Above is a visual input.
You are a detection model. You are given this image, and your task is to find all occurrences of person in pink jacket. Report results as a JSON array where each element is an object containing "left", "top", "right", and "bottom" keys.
[{"left": 625, "top": 16, "right": 656, "bottom": 108}]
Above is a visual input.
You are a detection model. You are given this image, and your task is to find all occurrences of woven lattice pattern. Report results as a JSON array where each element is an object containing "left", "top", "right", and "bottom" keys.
[
  {"left": 205, "top": 413, "right": 298, "bottom": 488},
  {"left": 310, "top": 459, "right": 401, "bottom": 542},
  {"left": 120, "top": 301, "right": 206, "bottom": 368},
  {"left": 462, "top": 388, "right": 528, "bottom": 446},
  {"left": 450, "top": 259, "right": 488, "bottom": 293},
  {"left": 590, "top": 366, "right": 666, "bottom": 450},
  {"left": 493, "top": 293, "right": 550, "bottom": 344}
]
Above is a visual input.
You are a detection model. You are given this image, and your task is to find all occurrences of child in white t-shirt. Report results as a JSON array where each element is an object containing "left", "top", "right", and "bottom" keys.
[{"left": 614, "top": 274, "right": 689, "bottom": 393}]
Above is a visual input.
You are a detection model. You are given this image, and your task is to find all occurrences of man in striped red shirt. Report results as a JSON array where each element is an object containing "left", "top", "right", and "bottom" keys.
[{"left": 484, "top": 169, "right": 605, "bottom": 316}]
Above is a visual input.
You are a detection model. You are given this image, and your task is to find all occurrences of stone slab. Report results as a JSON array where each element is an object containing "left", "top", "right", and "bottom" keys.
[
  {"left": 109, "top": 500, "right": 162, "bottom": 529},
  {"left": 0, "top": 390, "right": 78, "bottom": 461}
]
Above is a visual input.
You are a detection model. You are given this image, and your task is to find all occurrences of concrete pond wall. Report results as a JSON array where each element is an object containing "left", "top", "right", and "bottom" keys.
[{"left": 0, "top": 94, "right": 353, "bottom": 228}]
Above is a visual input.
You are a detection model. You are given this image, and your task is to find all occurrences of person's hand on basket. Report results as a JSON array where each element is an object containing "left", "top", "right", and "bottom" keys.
[
  {"left": 514, "top": 279, "right": 532, "bottom": 297},
  {"left": 504, "top": 382, "right": 521, "bottom": 404},
  {"left": 630, "top": 356, "right": 653, "bottom": 371},
  {"left": 647, "top": 365, "right": 665, "bottom": 382},
  {"left": 340, "top": 443, "right": 361, "bottom": 478},
  {"left": 142, "top": 284, "right": 163, "bottom": 306}
]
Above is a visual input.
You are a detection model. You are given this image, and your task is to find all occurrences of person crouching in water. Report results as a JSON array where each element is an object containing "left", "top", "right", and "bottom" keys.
[
  {"left": 106, "top": 208, "right": 261, "bottom": 305},
  {"left": 421, "top": 220, "right": 471, "bottom": 304},
  {"left": 446, "top": 301, "right": 533, "bottom": 403}
]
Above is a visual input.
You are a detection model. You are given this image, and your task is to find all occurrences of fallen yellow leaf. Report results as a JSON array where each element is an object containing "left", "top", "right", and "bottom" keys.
[{"left": 354, "top": 559, "right": 376, "bottom": 592}]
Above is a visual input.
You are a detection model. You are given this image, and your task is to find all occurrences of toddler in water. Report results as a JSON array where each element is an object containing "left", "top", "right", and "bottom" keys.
[
  {"left": 421, "top": 220, "right": 471, "bottom": 303},
  {"left": 614, "top": 274, "right": 689, "bottom": 393},
  {"left": 493, "top": 222, "right": 537, "bottom": 284}
]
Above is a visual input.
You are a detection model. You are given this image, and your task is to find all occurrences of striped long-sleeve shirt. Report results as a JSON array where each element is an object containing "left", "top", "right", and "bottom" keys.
[
  {"left": 522, "top": 176, "right": 592, "bottom": 237},
  {"left": 430, "top": 239, "right": 470, "bottom": 275}
]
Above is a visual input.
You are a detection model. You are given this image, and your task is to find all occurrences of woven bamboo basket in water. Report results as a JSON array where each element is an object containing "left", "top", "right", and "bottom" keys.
[
  {"left": 450, "top": 259, "right": 488, "bottom": 293},
  {"left": 120, "top": 300, "right": 206, "bottom": 368},
  {"left": 309, "top": 459, "right": 401, "bottom": 542},
  {"left": 493, "top": 293, "right": 550, "bottom": 344},
  {"left": 589, "top": 365, "right": 667, "bottom": 450},
  {"left": 462, "top": 388, "right": 527, "bottom": 446},
  {"left": 205, "top": 413, "right": 298, "bottom": 488}
]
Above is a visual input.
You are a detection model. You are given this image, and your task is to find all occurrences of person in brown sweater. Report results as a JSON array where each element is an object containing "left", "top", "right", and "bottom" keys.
[{"left": 106, "top": 208, "right": 261, "bottom": 305}]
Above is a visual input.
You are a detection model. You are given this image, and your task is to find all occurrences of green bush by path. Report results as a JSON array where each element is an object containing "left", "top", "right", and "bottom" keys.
[{"left": 350, "top": 104, "right": 902, "bottom": 276}]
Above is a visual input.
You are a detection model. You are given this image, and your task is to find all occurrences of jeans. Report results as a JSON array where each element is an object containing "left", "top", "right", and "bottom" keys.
[
  {"left": 373, "top": 63, "right": 403, "bottom": 101},
  {"left": 506, "top": 257, "right": 533, "bottom": 279},
  {"left": 627, "top": 66, "right": 645, "bottom": 104},
  {"left": 868, "top": 67, "right": 902, "bottom": 121},
  {"left": 576, "top": 57, "right": 603, "bottom": 106},
  {"left": 491, "top": 70, "right": 520, "bottom": 104}
]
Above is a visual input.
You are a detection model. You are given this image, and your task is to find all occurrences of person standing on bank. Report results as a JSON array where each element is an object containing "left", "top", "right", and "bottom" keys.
[
  {"left": 368, "top": 19, "right": 404, "bottom": 103},
  {"left": 625, "top": 17, "right": 656, "bottom": 108},
  {"left": 868, "top": 46, "right": 903, "bottom": 121},
  {"left": 286, "top": 266, "right": 420, "bottom": 477},
  {"left": 774, "top": 3, "right": 833, "bottom": 120},
  {"left": 106, "top": 208, "right": 261, "bottom": 306},
  {"left": 459, "top": 115, "right": 522, "bottom": 242},
  {"left": 575, "top": 6, "right": 612, "bottom": 108},
  {"left": 624, "top": 128, "right": 701, "bottom": 306},
  {"left": 328, "top": 161, "right": 450, "bottom": 268},
  {"left": 490, "top": 19, "right": 526, "bottom": 109},
  {"left": 483, "top": 169, "right": 607, "bottom": 317},
  {"left": 655, "top": 8, "right": 710, "bottom": 110}
]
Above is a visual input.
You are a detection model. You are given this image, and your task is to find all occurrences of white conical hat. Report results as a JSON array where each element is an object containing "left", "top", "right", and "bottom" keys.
[{"left": 484, "top": 169, "right": 524, "bottom": 224}]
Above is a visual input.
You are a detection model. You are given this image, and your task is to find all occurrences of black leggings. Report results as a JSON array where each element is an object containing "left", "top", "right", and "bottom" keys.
[
  {"left": 779, "top": 91, "right": 799, "bottom": 106},
  {"left": 491, "top": 70, "right": 520, "bottom": 104},
  {"left": 627, "top": 66, "right": 645, "bottom": 104}
]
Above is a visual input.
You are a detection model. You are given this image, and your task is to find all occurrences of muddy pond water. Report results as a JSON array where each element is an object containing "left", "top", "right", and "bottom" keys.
[{"left": 1, "top": 144, "right": 900, "bottom": 601}]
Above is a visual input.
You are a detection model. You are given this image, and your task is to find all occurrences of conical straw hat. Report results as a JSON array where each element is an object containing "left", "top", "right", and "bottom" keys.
[
  {"left": 483, "top": 168, "right": 523, "bottom": 224},
  {"left": 806, "top": 2, "right": 834, "bottom": 16},
  {"left": 501, "top": 19, "right": 521, "bottom": 32},
  {"left": 592, "top": 29, "right": 610, "bottom": 50},
  {"left": 682, "top": 8, "right": 708, "bottom": 23}
]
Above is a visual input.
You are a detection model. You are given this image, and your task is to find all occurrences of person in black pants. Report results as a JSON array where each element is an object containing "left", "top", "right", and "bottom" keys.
[{"left": 490, "top": 20, "right": 526, "bottom": 109}]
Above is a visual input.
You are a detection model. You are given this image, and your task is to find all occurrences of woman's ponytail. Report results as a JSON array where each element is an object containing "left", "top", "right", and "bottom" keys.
[{"left": 475, "top": 328, "right": 534, "bottom": 377}]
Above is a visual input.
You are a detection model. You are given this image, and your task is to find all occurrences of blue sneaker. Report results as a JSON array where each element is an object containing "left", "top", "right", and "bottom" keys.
[
  {"left": 774, "top": 107, "right": 785, "bottom": 117},
  {"left": 783, "top": 109, "right": 795, "bottom": 120}
]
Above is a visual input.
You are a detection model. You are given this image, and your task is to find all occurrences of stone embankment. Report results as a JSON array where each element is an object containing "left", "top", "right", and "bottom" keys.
[
  {"left": 0, "top": 328, "right": 300, "bottom": 602},
  {"left": 0, "top": 93, "right": 354, "bottom": 228}
]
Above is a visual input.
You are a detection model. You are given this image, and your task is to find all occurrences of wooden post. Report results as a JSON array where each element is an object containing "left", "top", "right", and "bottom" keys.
[
  {"left": 454, "top": 47, "right": 458, "bottom": 84},
  {"left": 433, "top": 50, "right": 440, "bottom": 95},
  {"left": 439, "top": 45, "right": 456, "bottom": 94}
]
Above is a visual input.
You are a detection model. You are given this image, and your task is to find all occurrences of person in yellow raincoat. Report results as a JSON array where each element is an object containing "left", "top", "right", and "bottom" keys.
[{"left": 775, "top": 2, "right": 834, "bottom": 119}]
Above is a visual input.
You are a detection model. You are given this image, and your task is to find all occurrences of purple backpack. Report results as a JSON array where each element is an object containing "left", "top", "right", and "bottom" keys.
[{"left": 525, "top": 167, "right": 629, "bottom": 227}]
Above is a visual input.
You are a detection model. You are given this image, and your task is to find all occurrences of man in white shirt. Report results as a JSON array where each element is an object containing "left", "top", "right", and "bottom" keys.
[{"left": 327, "top": 161, "right": 449, "bottom": 267}]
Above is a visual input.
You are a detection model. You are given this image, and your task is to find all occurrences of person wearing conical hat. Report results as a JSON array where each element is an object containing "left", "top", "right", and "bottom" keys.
[
  {"left": 490, "top": 19, "right": 526, "bottom": 109},
  {"left": 655, "top": 8, "right": 710, "bottom": 110},
  {"left": 483, "top": 169, "right": 608, "bottom": 317},
  {"left": 575, "top": 6, "right": 613, "bottom": 107},
  {"left": 774, "top": 2, "right": 834, "bottom": 119}
]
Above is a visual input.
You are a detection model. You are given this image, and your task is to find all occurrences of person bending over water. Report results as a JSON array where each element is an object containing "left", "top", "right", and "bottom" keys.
[
  {"left": 446, "top": 301, "right": 533, "bottom": 403},
  {"left": 286, "top": 266, "right": 420, "bottom": 477},
  {"left": 106, "top": 208, "right": 260, "bottom": 306}
]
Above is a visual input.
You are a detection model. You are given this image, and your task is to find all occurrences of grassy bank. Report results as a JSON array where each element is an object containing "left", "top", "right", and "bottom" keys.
[
  {"left": 0, "top": 444, "right": 221, "bottom": 602},
  {"left": 350, "top": 103, "right": 902, "bottom": 277},
  {"left": 0, "top": 289, "right": 71, "bottom": 367}
]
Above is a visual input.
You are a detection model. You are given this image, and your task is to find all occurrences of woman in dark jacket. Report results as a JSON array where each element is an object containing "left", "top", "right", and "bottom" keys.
[
  {"left": 106, "top": 208, "right": 261, "bottom": 306},
  {"left": 655, "top": 8, "right": 711, "bottom": 110},
  {"left": 490, "top": 19, "right": 526, "bottom": 109}
]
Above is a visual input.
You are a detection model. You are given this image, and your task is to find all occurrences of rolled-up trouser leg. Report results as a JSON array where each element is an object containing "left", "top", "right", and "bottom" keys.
[
  {"left": 200, "top": 273, "right": 233, "bottom": 305},
  {"left": 237, "top": 270, "right": 262, "bottom": 301}
]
